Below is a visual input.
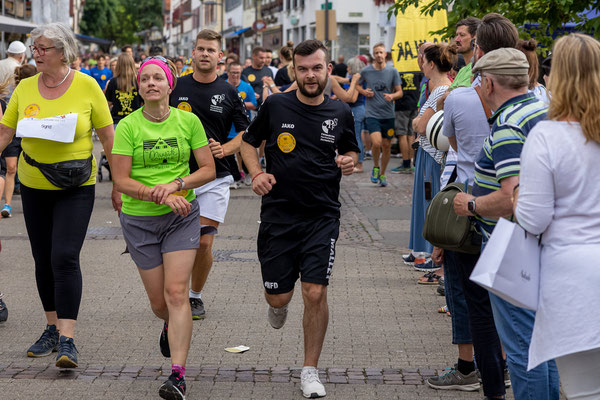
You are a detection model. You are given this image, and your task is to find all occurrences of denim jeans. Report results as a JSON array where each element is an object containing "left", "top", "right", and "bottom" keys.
[
  {"left": 455, "top": 251, "right": 505, "bottom": 397},
  {"left": 489, "top": 293, "right": 560, "bottom": 400},
  {"left": 443, "top": 250, "right": 472, "bottom": 344},
  {"left": 351, "top": 104, "right": 365, "bottom": 163}
]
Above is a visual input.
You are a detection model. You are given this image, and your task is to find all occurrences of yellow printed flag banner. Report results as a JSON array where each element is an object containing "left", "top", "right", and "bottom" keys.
[{"left": 392, "top": 5, "right": 448, "bottom": 73}]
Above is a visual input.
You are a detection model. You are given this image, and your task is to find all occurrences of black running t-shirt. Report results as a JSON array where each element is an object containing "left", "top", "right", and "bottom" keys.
[
  {"left": 242, "top": 65, "right": 273, "bottom": 104},
  {"left": 243, "top": 91, "right": 359, "bottom": 223},
  {"left": 170, "top": 74, "right": 250, "bottom": 177}
]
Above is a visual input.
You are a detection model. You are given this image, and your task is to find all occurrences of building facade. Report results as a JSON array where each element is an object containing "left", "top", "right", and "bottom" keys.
[{"left": 164, "top": 0, "right": 396, "bottom": 60}]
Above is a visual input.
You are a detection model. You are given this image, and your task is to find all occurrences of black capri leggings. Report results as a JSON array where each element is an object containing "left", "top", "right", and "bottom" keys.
[{"left": 20, "top": 184, "right": 95, "bottom": 320}]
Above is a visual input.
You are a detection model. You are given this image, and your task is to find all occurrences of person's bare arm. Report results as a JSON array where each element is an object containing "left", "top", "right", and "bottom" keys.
[
  {"left": 448, "top": 136, "right": 457, "bottom": 151},
  {"left": 384, "top": 84, "right": 403, "bottom": 102},
  {"left": 240, "top": 140, "right": 277, "bottom": 196},
  {"left": 244, "top": 101, "right": 256, "bottom": 110},
  {"left": 414, "top": 108, "right": 435, "bottom": 135},
  {"left": 436, "top": 91, "right": 449, "bottom": 111},
  {"left": 0, "top": 123, "right": 15, "bottom": 154},
  {"left": 454, "top": 176, "right": 519, "bottom": 219},
  {"left": 283, "top": 81, "right": 298, "bottom": 93}
]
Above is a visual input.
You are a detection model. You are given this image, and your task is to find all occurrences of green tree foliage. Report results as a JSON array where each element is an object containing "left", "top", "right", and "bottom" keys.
[
  {"left": 80, "top": 0, "right": 162, "bottom": 45},
  {"left": 387, "top": 0, "right": 600, "bottom": 54}
]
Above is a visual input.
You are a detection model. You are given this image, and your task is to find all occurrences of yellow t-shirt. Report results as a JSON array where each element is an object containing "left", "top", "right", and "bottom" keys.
[{"left": 1, "top": 71, "right": 113, "bottom": 190}]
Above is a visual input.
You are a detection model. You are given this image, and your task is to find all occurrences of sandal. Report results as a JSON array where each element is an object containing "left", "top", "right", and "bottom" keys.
[
  {"left": 417, "top": 271, "right": 441, "bottom": 285},
  {"left": 438, "top": 305, "right": 451, "bottom": 316}
]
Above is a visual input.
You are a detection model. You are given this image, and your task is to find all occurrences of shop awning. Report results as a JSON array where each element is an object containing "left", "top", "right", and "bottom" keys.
[
  {"left": 75, "top": 34, "right": 112, "bottom": 46},
  {"left": 0, "top": 15, "right": 37, "bottom": 34},
  {"left": 224, "top": 27, "right": 251, "bottom": 38}
]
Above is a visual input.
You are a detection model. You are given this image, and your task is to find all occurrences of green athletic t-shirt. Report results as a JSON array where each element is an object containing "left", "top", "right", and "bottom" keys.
[
  {"left": 112, "top": 107, "right": 208, "bottom": 216},
  {"left": 449, "top": 62, "right": 472, "bottom": 90}
]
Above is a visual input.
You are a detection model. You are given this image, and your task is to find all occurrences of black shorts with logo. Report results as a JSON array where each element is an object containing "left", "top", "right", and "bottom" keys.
[{"left": 257, "top": 217, "right": 340, "bottom": 294}]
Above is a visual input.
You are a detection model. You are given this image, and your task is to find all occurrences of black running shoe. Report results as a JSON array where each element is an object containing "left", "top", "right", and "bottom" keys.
[
  {"left": 160, "top": 322, "right": 170, "bottom": 358},
  {"left": 27, "top": 325, "right": 59, "bottom": 357},
  {"left": 55, "top": 336, "right": 78, "bottom": 368},
  {"left": 189, "top": 297, "right": 205, "bottom": 320},
  {"left": 0, "top": 297, "right": 7, "bottom": 323},
  {"left": 159, "top": 371, "right": 186, "bottom": 400}
]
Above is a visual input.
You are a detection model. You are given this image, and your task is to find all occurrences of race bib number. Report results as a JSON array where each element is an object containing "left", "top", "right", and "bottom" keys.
[{"left": 16, "top": 113, "right": 78, "bottom": 143}]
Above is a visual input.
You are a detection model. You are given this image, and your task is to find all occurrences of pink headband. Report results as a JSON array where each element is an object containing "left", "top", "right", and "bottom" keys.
[{"left": 137, "top": 59, "right": 174, "bottom": 89}]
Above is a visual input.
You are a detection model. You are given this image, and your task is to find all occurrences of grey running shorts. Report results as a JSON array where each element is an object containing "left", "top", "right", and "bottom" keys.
[{"left": 120, "top": 199, "right": 201, "bottom": 270}]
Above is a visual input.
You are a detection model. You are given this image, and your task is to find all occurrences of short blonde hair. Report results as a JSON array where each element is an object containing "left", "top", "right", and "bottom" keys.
[
  {"left": 30, "top": 23, "right": 78, "bottom": 65},
  {"left": 548, "top": 34, "right": 600, "bottom": 144}
]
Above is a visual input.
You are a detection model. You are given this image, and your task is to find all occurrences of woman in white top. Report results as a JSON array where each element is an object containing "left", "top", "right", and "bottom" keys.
[
  {"left": 407, "top": 43, "right": 457, "bottom": 266},
  {"left": 514, "top": 33, "right": 600, "bottom": 400}
]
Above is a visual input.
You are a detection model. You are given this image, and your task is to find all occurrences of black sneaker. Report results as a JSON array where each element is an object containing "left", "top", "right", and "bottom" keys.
[
  {"left": 160, "top": 322, "right": 170, "bottom": 358},
  {"left": 27, "top": 324, "right": 59, "bottom": 357},
  {"left": 159, "top": 371, "right": 186, "bottom": 400},
  {"left": 0, "top": 296, "right": 7, "bottom": 323},
  {"left": 189, "top": 297, "right": 205, "bottom": 320},
  {"left": 55, "top": 336, "right": 78, "bottom": 368}
]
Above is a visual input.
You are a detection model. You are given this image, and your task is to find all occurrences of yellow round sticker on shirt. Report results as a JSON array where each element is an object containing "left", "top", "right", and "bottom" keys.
[
  {"left": 248, "top": 74, "right": 256, "bottom": 82},
  {"left": 240, "top": 91, "right": 247, "bottom": 99},
  {"left": 101, "top": 74, "right": 106, "bottom": 80},
  {"left": 386, "top": 128, "right": 395, "bottom": 138},
  {"left": 24, "top": 104, "right": 40, "bottom": 117},
  {"left": 277, "top": 132, "right": 296, "bottom": 153},
  {"left": 177, "top": 102, "right": 192, "bottom": 112}
]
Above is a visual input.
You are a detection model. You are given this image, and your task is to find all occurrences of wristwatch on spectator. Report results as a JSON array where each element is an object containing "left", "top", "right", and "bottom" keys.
[{"left": 468, "top": 198, "right": 477, "bottom": 214}]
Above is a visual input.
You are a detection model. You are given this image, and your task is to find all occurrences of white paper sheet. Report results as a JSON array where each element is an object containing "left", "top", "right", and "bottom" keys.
[{"left": 16, "top": 113, "right": 78, "bottom": 143}]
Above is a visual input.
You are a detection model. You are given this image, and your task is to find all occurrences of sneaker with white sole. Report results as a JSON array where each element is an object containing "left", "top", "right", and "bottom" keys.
[
  {"left": 300, "top": 367, "right": 326, "bottom": 398},
  {"left": 1, "top": 204, "right": 11, "bottom": 218},
  {"left": 426, "top": 367, "right": 480, "bottom": 391},
  {"left": 267, "top": 304, "right": 288, "bottom": 329}
]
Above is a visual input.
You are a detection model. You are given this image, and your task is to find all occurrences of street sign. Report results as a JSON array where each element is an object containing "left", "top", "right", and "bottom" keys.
[
  {"left": 253, "top": 19, "right": 267, "bottom": 32},
  {"left": 315, "top": 10, "right": 337, "bottom": 41}
]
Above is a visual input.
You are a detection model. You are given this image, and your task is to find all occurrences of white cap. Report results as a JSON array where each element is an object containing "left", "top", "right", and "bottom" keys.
[{"left": 7, "top": 41, "right": 26, "bottom": 54}]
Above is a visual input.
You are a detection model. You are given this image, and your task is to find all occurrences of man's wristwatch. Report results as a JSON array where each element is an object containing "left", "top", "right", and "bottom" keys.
[{"left": 467, "top": 198, "right": 477, "bottom": 214}]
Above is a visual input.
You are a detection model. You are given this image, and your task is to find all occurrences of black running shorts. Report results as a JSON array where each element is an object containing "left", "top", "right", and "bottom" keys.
[{"left": 257, "top": 217, "right": 340, "bottom": 294}]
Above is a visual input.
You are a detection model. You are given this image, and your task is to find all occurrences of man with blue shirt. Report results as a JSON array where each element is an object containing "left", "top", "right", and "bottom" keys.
[
  {"left": 90, "top": 55, "right": 112, "bottom": 90},
  {"left": 226, "top": 61, "right": 257, "bottom": 187},
  {"left": 454, "top": 48, "right": 559, "bottom": 400}
]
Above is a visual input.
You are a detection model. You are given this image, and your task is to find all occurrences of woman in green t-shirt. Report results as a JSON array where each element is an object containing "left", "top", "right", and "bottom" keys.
[{"left": 111, "top": 57, "right": 215, "bottom": 400}]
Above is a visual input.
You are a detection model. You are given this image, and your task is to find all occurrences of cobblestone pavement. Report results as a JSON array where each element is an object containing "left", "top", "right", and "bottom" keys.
[{"left": 0, "top": 147, "right": 526, "bottom": 399}]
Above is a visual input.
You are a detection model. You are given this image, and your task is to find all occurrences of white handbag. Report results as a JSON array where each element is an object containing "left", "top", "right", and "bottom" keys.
[{"left": 470, "top": 218, "right": 541, "bottom": 310}]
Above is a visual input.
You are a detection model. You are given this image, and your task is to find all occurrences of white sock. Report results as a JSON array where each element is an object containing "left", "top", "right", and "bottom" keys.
[{"left": 189, "top": 289, "right": 202, "bottom": 299}]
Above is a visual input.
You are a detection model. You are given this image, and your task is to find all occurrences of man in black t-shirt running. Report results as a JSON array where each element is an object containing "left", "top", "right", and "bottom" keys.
[
  {"left": 242, "top": 46, "right": 273, "bottom": 105},
  {"left": 170, "top": 30, "right": 250, "bottom": 320},
  {"left": 241, "top": 40, "right": 359, "bottom": 399}
]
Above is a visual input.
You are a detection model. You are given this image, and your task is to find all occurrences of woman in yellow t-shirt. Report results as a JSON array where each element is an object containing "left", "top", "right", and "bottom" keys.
[{"left": 0, "top": 23, "right": 116, "bottom": 369}]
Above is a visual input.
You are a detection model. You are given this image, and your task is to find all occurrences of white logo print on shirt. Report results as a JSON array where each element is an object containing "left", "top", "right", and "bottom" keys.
[
  {"left": 320, "top": 118, "right": 338, "bottom": 143},
  {"left": 210, "top": 94, "right": 226, "bottom": 113}
]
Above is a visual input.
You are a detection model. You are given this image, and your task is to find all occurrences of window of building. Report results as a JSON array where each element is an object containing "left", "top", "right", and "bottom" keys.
[{"left": 226, "top": 0, "right": 242, "bottom": 12}]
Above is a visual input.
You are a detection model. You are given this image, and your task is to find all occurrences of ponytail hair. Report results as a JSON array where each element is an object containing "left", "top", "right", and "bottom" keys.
[
  {"left": 280, "top": 41, "right": 294, "bottom": 62},
  {"left": 424, "top": 42, "right": 458, "bottom": 73},
  {"left": 516, "top": 38, "right": 539, "bottom": 90}
]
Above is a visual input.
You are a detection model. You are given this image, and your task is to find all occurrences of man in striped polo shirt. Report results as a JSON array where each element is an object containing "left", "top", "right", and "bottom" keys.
[{"left": 454, "top": 48, "right": 559, "bottom": 399}]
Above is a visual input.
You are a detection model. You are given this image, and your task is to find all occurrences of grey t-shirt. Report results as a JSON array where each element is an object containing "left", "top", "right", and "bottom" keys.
[
  {"left": 359, "top": 65, "right": 401, "bottom": 119},
  {"left": 442, "top": 85, "right": 490, "bottom": 185}
]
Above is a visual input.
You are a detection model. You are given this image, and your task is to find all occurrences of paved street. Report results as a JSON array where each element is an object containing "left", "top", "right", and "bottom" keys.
[{"left": 0, "top": 144, "right": 520, "bottom": 399}]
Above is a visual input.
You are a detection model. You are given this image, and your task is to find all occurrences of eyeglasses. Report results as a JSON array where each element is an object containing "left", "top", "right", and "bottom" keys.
[{"left": 29, "top": 45, "right": 56, "bottom": 56}]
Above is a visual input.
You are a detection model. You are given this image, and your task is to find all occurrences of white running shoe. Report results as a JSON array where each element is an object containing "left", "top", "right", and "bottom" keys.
[
  {"left": 300, "top": 367, "right": 326, "bottom": 398},
  {"left": 267, "top": 304, "right": 288, "bottom": 329}
]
